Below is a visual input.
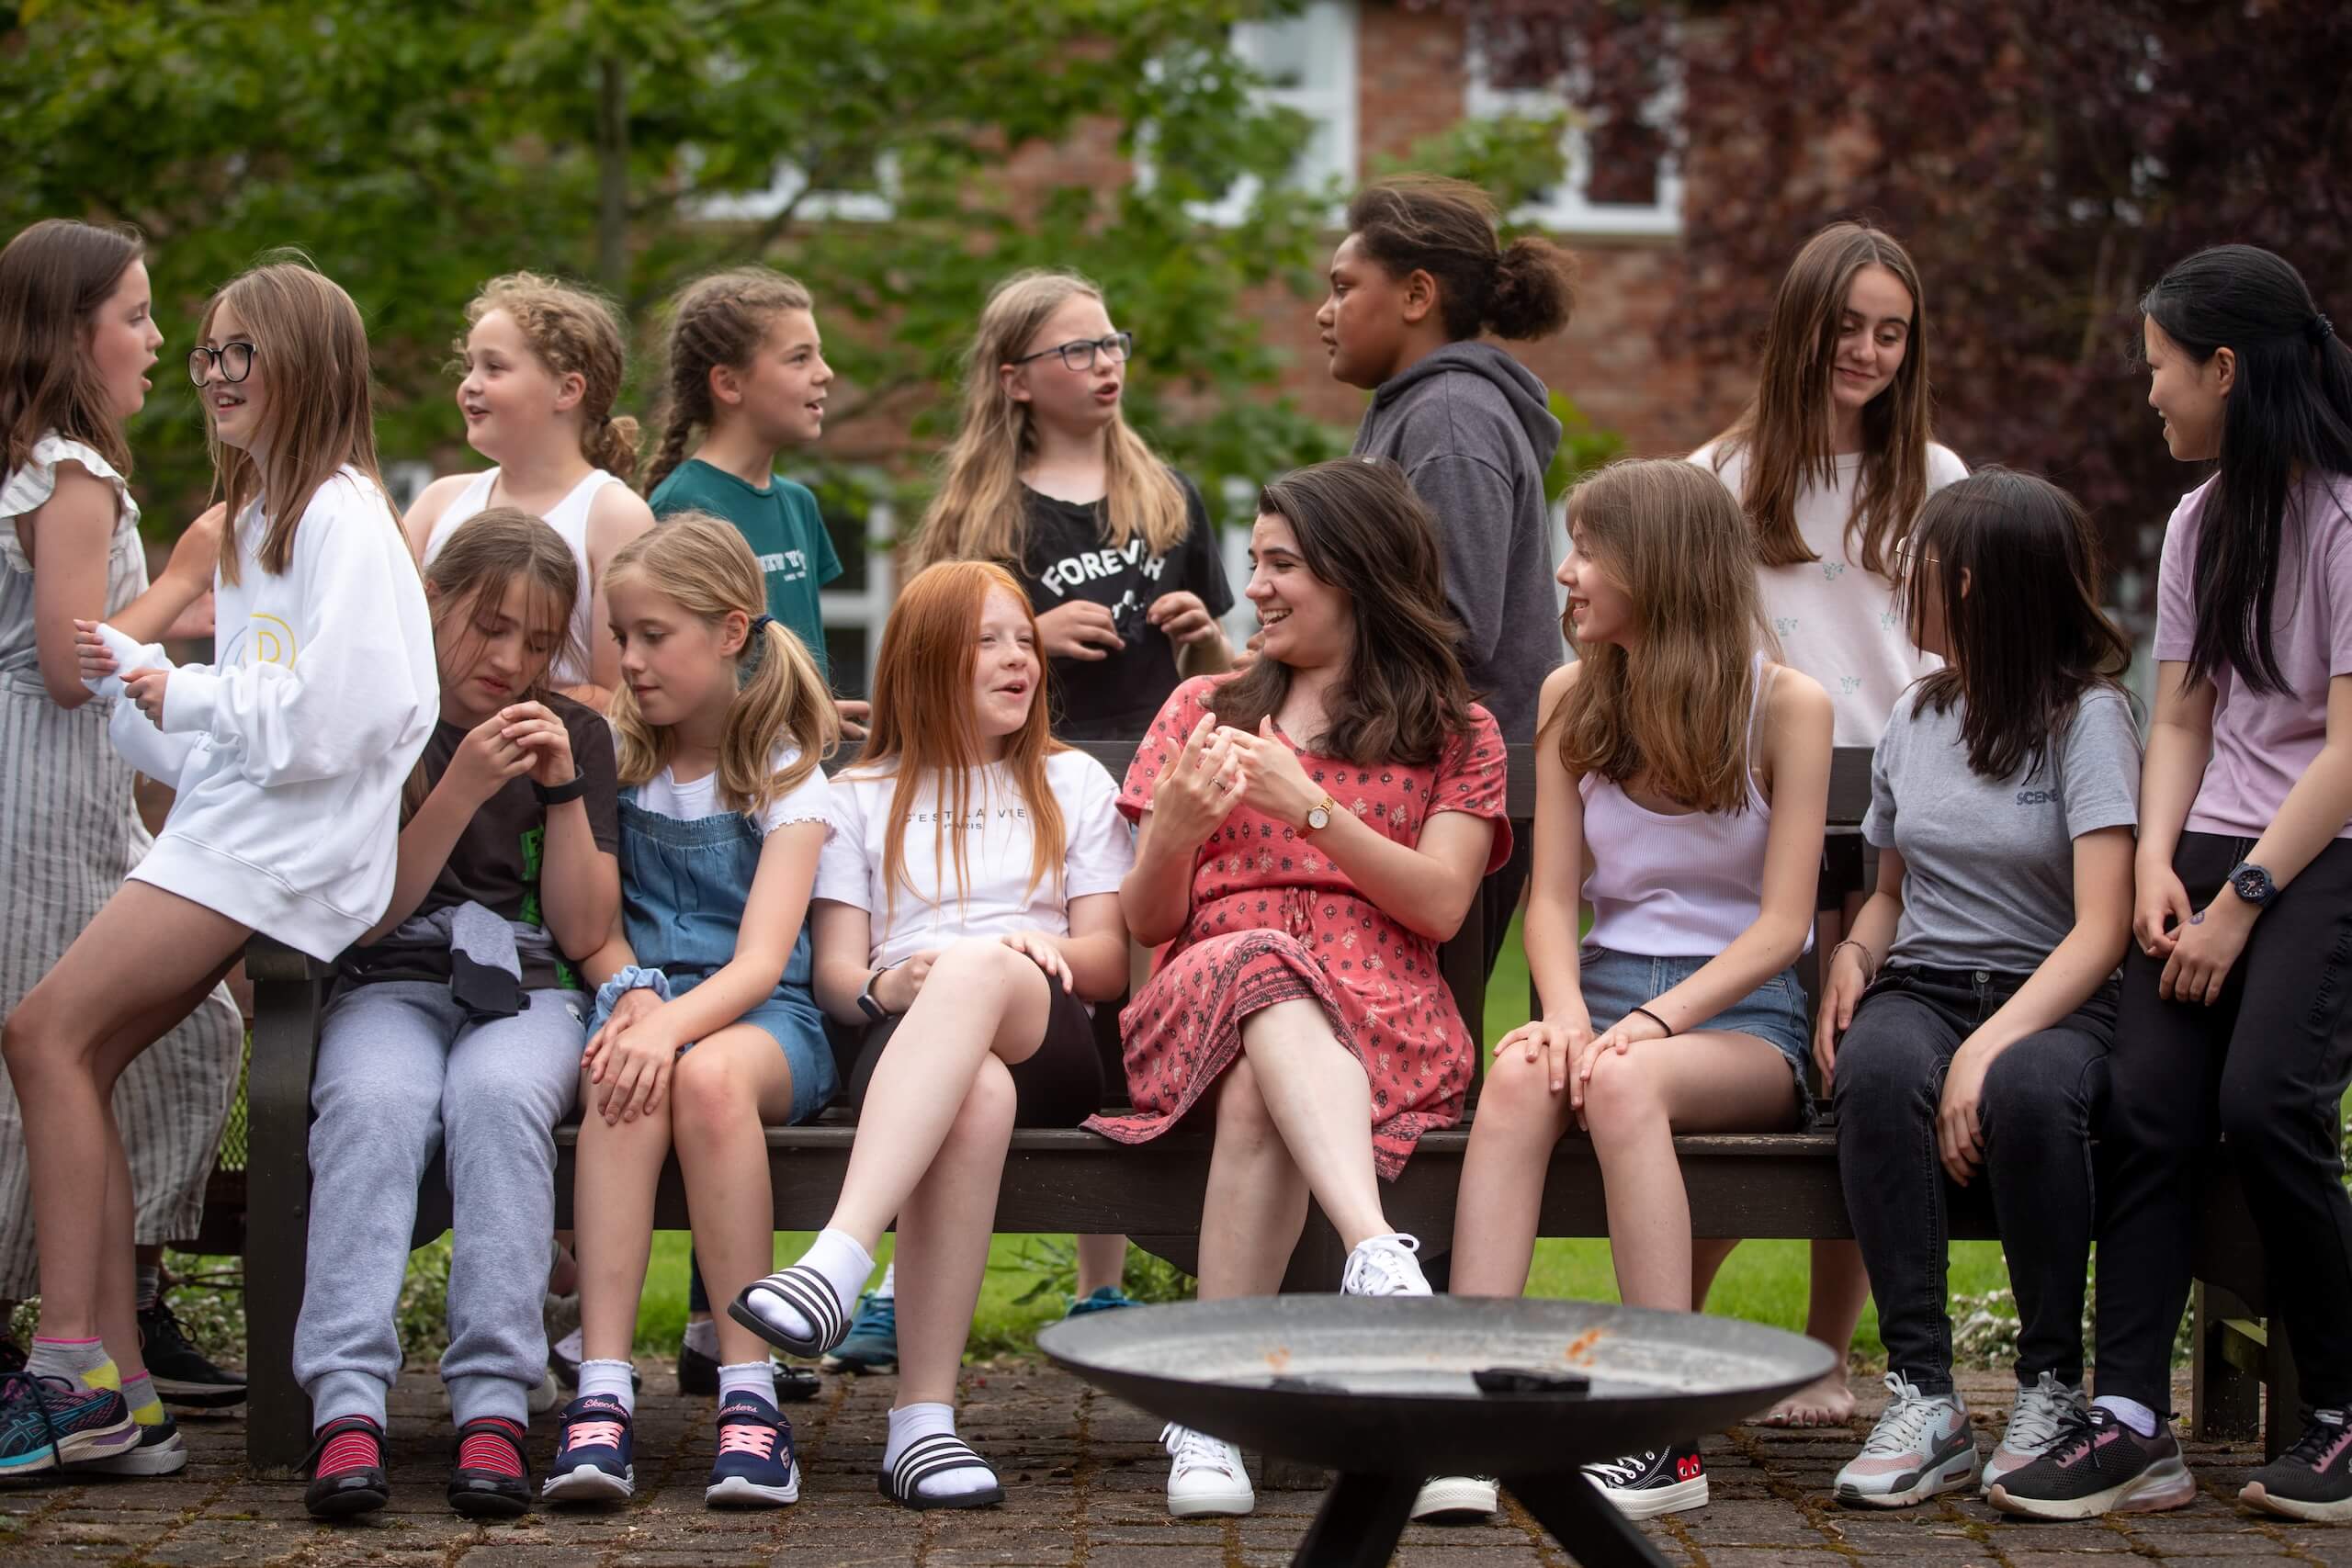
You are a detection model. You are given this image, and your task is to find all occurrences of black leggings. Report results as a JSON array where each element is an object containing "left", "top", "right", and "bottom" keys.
[
  {"left": 2094, "top": 830, "right": 2352, "bottom": 1409},
  {"left": 846, "top": 976, "right": 1103, "bottom": 1129}
]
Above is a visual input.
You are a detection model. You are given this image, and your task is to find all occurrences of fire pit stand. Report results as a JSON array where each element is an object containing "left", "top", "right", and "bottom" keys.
[{"left": 1039, "top": 1295, "right": 1836, "bottom": 1568}]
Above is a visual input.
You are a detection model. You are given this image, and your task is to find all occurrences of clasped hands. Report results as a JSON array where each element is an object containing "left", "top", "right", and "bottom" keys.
[{"left": 1152, "top": 711, "right": 1325, "bottom": 844}]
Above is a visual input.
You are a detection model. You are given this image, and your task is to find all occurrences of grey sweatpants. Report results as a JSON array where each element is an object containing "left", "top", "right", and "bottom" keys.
[{"left": 291, "top": 981, "right": 584, "bottom": 1429}]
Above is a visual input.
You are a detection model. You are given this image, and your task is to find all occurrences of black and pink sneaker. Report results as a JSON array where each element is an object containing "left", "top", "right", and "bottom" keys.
[
  {"left": 303, "top": 1415, "right": 389, "bottom": 1519},
  {"left": 2241, "top": 1407, "right": 2352, "bottom": 1522},
  {"left": 1988, "top": 1405, "right": 2196, "bottom": 1519},
  {"left": 449, "top": 1415, "right": 532, "bottom": 1517}
]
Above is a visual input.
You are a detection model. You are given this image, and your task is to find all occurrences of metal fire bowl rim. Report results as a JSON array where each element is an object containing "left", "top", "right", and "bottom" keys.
[{"left": 1037, "top": 1295, "right": 1839, "bottom": 1475}]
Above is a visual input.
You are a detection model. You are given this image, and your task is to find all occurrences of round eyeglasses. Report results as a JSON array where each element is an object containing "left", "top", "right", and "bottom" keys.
[
  {"left": 187, "top": 342, "right": 256, "bottom": 386},
  {"left": 1012, "top": 332, "right": 1133, "bottom": 373}
]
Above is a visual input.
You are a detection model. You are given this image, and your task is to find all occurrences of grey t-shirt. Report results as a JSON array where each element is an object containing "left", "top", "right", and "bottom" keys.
[{"left": 1863, "top": 684, "right": 2141, "bottom": 976}]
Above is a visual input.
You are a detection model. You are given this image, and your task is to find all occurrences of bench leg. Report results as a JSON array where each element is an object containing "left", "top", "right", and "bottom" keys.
[
  {"left": 2192, "top": 1282, "right": 2261, "bottom": 1445},
  {"left": 2265, "top": 1314, "right": 2301, "bottom": 1463},
  {"left": 243, "top": 971, "right": 318, "bottom": 1472}
]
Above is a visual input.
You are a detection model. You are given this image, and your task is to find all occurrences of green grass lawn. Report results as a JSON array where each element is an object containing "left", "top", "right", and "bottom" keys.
[{"left": 628, "top": 914, "right": 2005, "bottom": 1362}]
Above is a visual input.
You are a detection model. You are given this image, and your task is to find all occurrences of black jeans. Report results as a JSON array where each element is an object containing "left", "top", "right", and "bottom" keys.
[
  {"left": 1835, "top": 966, "right": 2117, "bottom": 1394},
  {"left": 2094, "top": 831, "right": 2352, "bottom": 1410},
  {"left": 1479, "top": 818, "right": 1535, "bottom": 982}
]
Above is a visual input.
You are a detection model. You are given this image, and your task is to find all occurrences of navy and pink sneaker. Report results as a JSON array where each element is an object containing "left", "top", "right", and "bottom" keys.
[
  {"left": 0, "top": 1372, "right": 137, "bottom": 1477},
  {"left": 705, "top": 1393, "right": 799, "bottom": 1507},
  {"left": 542, "top": 1393, "right": 634, "bottom": 1503},
  {"left": 1987, "top": 1404, "right": 2196, "bottom": 1519},
  {"left": 2241, "top": 1407, "right": 2352, "bottom": 1522}
]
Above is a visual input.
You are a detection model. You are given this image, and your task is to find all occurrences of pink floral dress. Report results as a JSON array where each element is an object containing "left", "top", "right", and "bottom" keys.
[{"left": 1085, "top": 677, "right": 1510, "bottom": 1179}]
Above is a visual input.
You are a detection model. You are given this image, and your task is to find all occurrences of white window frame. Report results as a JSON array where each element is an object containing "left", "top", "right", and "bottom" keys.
[
  {"left": 817, "top": 495, "right": 898, "bottom": 697},
  {"left": 1463, "top": 29, "right": 1684, "bottom": 239},
  {"left": 686, "top": 150, "right": 899, "bottom": 225},
  {"left": 1193, "top": 0, "right": 1359, "bottom": 227}
]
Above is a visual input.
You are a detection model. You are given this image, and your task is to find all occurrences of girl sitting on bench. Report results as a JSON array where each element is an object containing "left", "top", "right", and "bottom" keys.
[{"left": 731, "top": 559, "right": 1133, "bottom": 1512}]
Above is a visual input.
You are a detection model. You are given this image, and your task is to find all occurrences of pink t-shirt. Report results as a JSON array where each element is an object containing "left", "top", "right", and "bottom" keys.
[{"left": 2154, "top": 470, "right": 2352, "bottom": 838}]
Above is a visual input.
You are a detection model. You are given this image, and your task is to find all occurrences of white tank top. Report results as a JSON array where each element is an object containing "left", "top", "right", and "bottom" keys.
[
  {"left": 1579, "top": 653, "right": 1780, "bottom": 957},
  {"left": 422, "top": 466, "right": 620, "bottom": 688}
]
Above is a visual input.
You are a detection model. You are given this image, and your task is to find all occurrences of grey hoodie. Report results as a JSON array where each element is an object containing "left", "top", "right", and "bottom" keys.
[{"left": 1351, "top": 341, "right": 1565, "bottom": 744}]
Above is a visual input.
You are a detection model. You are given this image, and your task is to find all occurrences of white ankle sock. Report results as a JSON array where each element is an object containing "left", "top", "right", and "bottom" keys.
[
  {"left": 885, "top": 1402, "right": 993, "bottom": 1500},
  {"left": 577, "top": 1359, "right": 637, "bottom": 1416},
  {"left": 718, "top": 1359, "right": 777, "bottom": 1406},
  {"left": 2092, "top": 1395, "right": 2158, "bottom": 1437},
  {"left": 27, "top": 1337, "right": 116, "bottom": 1391},
  {"left": 750, "top": 1228, "right": 873, "bottom": 1343},
  {"left": 873, "top": 1259, "right": 896, "bottom": 1302},
  {"left": 682, "top": 1316, "right": 719, "bottom": 1358}
]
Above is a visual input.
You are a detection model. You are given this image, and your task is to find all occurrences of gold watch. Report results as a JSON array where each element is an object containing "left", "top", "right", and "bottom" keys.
[{"left": 1302, "top": 795, "right": 1337, "bottom": 834}]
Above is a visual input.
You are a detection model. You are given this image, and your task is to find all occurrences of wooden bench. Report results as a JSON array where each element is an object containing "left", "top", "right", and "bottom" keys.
[{"left": 237, "top": 742, "right": 2291, "bottom": 1469}]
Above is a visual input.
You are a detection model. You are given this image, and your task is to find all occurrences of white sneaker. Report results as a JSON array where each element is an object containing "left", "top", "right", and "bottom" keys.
[
  {"left": 1163, "top": 1423, "right": 1254, "bottom": 1517},
  {"left": 1982, "top": 1371, "right": 2086, "bottom": 1491},
  {"left": 526, "top": 1370, "right": 563, "bottom": 1416},
  {"left": 1834, "top": 1373, "right": 1978, "bottom": 1508},
  {"left": 1412, "top": 1474, "right": 1498, "bottom": 1519},
  {"left": 1340, "top": 1234, "right": 1430, "bottom": 1296}
]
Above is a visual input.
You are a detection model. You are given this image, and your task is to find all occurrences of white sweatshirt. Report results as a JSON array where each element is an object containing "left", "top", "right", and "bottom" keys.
[{"left": 108, "top": 467, "right": 438, "bottom": 959}]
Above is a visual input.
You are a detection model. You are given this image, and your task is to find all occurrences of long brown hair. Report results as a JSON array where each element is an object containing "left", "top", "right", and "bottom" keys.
[
  {"left": 1707, "top": 220, "right": 1936, "bottom": 575},
  {"left": 851, "top": 560, "right": 1068, "bottom": 921},
  {"left": 1209, "top": 457, "right": 1474, "bottom": 767},
  {"left": 646, "top": 266, "right": 814, "bottom": 493},
  {"left": 1550, "top": 458, "right": 1771, "bottom": 814},
  {"left": 914, "top": 269, "right": 1186, "bottom": 570},
  {"left": 405, "top": 505, "right": 581, "bottom": 818},
  {"left": 1345, "top": 175, "right": 1577, "bottom": 342},
  {"left": 604, "top": 513, "right": 837, "bottom": 815},
  {"left": 203, "top": 256, "right": 400, "bottom": 584},
  {"left": 0, "top": 219, "right": 143, "bottom": 479},
  {"left": 463, "top": 272, "right": 640, "bottom": 480}
]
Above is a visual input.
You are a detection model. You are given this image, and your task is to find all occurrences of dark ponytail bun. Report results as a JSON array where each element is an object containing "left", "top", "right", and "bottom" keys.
[{"left": 1346, "top": 175, "right": 1578, "bottom": 344}]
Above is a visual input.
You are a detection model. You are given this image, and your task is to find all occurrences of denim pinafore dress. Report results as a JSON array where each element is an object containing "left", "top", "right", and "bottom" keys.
[{"left": 614, "top": 786, "right": 838, "bottom": 1120}]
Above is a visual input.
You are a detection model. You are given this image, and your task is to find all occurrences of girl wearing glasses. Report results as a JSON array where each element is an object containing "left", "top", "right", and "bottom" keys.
[
  {"left": 910, "top": 268, "right": 1233, "bottom": 1324},
  {"left": 1814, "top": 470, "right": 2139, "bottom": 1509},
  {"left": 0, "top": 220, "right": 246, "bottom": 1474},
  {"left": 404, "top": 274, "right": 656, "bottom": 712},
  {"left": 6, "top": 257, "right": 435, "bottom": 1472},
  {"left": 1688, "top": 220, "right": 1970, "bottom": 1429}
]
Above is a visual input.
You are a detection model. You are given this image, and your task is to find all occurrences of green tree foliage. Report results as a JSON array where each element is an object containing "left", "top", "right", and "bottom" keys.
[{"left": 5, "top": 0, "right": 1521, "bottom": 531}]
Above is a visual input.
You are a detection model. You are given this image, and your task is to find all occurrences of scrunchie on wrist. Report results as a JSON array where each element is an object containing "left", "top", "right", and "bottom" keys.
[{"left": 592, "top": 964, "right": 672, "bottom": 1032}]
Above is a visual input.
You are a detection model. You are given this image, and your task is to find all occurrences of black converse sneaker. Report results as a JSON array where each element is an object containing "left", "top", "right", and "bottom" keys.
[
  {"left": 2241, "top": 1407, "right": 2352, "bottom": 1522},
  {"left": 1987, "top": 1404, "right": 2195, "bottom": 1518},
  {"left": 1582, "top": 1442, "right": 1707, "bottom": 1518}
]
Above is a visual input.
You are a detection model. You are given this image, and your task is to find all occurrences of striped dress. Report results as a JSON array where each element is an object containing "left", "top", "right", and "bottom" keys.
[{"left": 0, "top": 434, "right": 243, "bottom": 1295}]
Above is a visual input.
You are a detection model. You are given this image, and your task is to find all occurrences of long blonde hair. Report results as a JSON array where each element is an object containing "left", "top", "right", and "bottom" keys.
[
  {"left": 1707, "top": 220, "right": 1936, "bottom": 576},
  {"left": 604, "top": 513, "right": 837, "bottom": 814},
  {"left": 646, "top": 266, "right": 813, "bottom": 493},
  {"left": 849, "top": 561, "right": 1067, "bottom": 921},
  {"left": 914, "top": 269, "right": 1186, "bottom": 570},
  {"left": 203, "top": 256, "right": 400, "bottom": 583},
  {"left": 463, "top": 272, "right": 640, "bottom": 480},
  {"left": 1550, "top": 458, "right": 1772, "bottom": 814}
]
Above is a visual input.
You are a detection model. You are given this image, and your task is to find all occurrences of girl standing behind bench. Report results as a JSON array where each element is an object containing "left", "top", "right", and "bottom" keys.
[
  {"left": 546, "top": 515, "right": 841, "bottom": 1512},
  {"left": 1818, "top": 470, "right": 2138, "bottom": 1508},
  {"left": 1450, "top": 457, "right": 1830, "bottom": 1521},
  {"left": 731, "top": 560, "right": 1133, "bottom": 1511},
  {"left": 295, "top": 510, "right": 620, "bottom": 1522}
]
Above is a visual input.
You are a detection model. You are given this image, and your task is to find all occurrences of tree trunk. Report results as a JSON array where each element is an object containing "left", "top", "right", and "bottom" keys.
[{"left": 596, "top": 54, "right": 628, "bottom": 292}]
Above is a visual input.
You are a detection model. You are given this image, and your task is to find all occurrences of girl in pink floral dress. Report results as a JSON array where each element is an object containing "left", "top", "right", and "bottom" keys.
[{"left": 1083, "top": 458, "right": 1508, "bottom": 1520}]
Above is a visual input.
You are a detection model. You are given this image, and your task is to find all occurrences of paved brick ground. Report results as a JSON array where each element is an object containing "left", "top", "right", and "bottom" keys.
[{"left": 1, "top": 1364, "right": 2344, "bottom": 1565}]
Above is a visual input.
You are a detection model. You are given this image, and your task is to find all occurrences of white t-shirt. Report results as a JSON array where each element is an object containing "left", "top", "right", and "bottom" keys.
[
  {"left": 815, "top": 749, "right": 1134, "bottom": 970},
  {"left": 635, "top": 743, "right": 832, "bottom": 835},
  {"left": 1691, "top": 440, "right": 1969, "bottom": 746}
]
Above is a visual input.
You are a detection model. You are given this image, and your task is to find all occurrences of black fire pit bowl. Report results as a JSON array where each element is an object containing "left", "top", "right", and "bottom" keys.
[{"left": 1041, "top": 1296, "right": 1838, "bottom": 1567}]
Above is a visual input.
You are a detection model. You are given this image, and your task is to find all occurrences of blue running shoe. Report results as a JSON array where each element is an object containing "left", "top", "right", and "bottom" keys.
[
  {"left": 706, "top": 1393, "right": 799, "bottom": 1506},
  {"left": 820, "top": 1293, "right": 898, "bottom": 1375},
  {"left": 542, "top": 1394, "right": 633, "bottom": 1503},
  {"left": 1064, "top": 1286, "right": 1141, "bottom": 1319},
  {"left": 0, "top": 1372, "right": 137, "bottom": 1475}
]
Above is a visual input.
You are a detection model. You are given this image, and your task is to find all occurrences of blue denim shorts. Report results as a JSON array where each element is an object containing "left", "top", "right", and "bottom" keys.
[
  {"left": 1578, "top": 945, "right": 1815, "bottom": 1125},
  {"left": 673, "top": 979, "right": 840, "bottom": 1125}
]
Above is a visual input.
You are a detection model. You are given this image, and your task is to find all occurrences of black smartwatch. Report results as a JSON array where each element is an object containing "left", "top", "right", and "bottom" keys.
[
  {"left": 2227, "top": 861, "right": 2278, "bottom": 909},
  {"left": 534, "top": 773, "right": 589, "bottom": 806},
  {"left": 856, "top": 958, "right": 908, "bottom": 1023}
]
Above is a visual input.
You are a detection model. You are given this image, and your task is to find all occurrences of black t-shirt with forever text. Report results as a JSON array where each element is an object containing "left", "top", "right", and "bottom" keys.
[{"left": 1016, "top": 468, "right": 1234, "bottom": 741}]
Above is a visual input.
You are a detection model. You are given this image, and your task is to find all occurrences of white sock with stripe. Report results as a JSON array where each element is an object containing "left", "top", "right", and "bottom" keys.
[
  {"left": 885, "top": 1402, "right": 994, "bottom": 1501},
  {"left": 745, "top": 1228, "right": 872, "bottom": 1348}
]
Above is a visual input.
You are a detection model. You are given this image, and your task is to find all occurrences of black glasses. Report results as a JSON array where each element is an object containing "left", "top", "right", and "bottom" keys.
[
  {"left": 187, "top": 342, "right": 257, "bottom": 386},
  {"left": 1012, "top": 332, "right": 1133, "bottom": 373}
]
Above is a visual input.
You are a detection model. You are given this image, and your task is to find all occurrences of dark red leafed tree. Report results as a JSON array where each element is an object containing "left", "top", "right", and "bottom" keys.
[{"left": 1419, "top": 0, "right": 2352, "bottom": 614}]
